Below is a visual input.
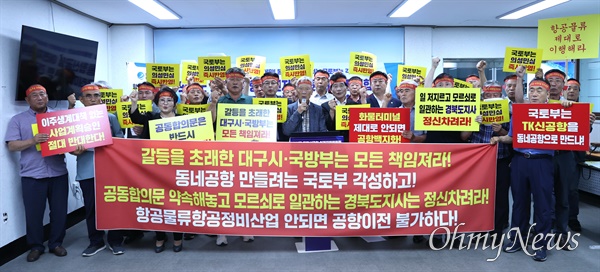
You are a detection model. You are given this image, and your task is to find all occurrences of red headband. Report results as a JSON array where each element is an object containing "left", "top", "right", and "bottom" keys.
[
  {"left": 138, "top": 85, "right": 154, "bottom": 91},
  {"left": 261, "top": 76, "right": 279, "bottom": 82},
  {"left": 159, "top": 92, "right": 173, "bottom": 98},
  {"left": 370, "top": 75, "right": 388, "bottom": 82},
  {"left": 530, "top": 80, "right": 550, "bottom": 90},
  {"left": 226, "top": 72, "right": 245, "bottom": 79},
  {"left": 81, "top": 84, "right": 99, "bottom": 93},
  {"left": 483, "top": 86, "right": 502, "bottom": 93},
  {"left": 26, "top": 84, "right": 46, "bottom": 96},
  {"left": 348, "top": 79, "right": 363, "bottom": 86},
  {"left": 545, "top": 72, "right": 565, "bottom": 80},
  {"left": 314, "top": 72, "right": 329, "bottom": 79},
  {"left": 399, "top": 83, "right": 417, "bottom": 90},
  {"left": 297, "top": 79, "right": 312, "bottom": 86},
  {"left": 283, "top": 85, "right": 295, "bottom": 92},
  {"left": 466, "top": 76, "right": 479, "bottom": 82},
  {"left": 504, "top": 75, "right": 517, "bottom": 82},
  {"left": 566, "top": 80, "right": 580, "bottom": 86},
  {"left": 434, "top": 77, "right": 454, "bottom": 86},
  {"left": 329, "top": 78, "right": 347, "bottom": 85},
  {"left": 252, "top": 79, "right": 262, "bottom": 84},
  {"left": 186, "top": 84, "right": 204, "bottom": 92}
]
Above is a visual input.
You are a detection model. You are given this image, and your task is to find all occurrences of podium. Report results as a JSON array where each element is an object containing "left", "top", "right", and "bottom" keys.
[{"left": 295, "top": 237, "right": 339, "bottom": 253}]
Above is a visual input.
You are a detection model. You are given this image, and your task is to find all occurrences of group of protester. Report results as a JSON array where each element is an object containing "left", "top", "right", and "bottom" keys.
[{"left": 5, "top": 56, "right": 593, "bottom": 263}]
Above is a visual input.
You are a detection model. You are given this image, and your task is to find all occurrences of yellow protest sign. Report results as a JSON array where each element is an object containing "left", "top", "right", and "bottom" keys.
[
  {"left": 454, "top": 79, "right": 473, "bottom": 89},
  {"left": 181, "top": 61, "right": 204, "bottom": 85},
  {"left": 31, "top": 124, "right": 41, "bottom": 151},
  {"left": 146, "top": 64, "right": 180, "bottom": 87},
  {"left": 236, "top": 55, "right": 266, "bottom": 77},
  {"left": 503, "top": 47, "right": 543, "bottom": 73},
  {"left": 349, "top": 52, "right": 377, "bottom": 76},
  {"left": 415, "top": 88, "right": 481, "bottom": 131},
  {"left": 549, "top": 100, "right": 594, "bottom": 113},
  {"left": 280, "top": 55, "right": 311, "bottom": 80},
  {"left": 116, "top": 100, "right": 152, "bottom": 128},
  {"left": 100, "top": 89, "right": 123, "bottom": 114},
  {"left": 397, "top": 65, "right": 426, "bottom": 85},
  {"left": 216, "top": 104, "right": 278, "bottom": 142},
  {"left": 253, "top": 98, "right": 288, "bottom": 123},
  {"left": 538, "top": 14, "right": 600, "bottom": 60},
  {"left": 149, "top": 112, "right": 214, "bottom": 141},
  {"left": 336, "top": 104, "right": 370, "bottom": 130},
  {"left": 198, "top": 56, "right": 231, "bottom": 81},
  {"left": 481, "top": 98, "right": 510, "bottom": 124},
  {"left": 177, "top": 103, "right": 210, "bottom": 115}
]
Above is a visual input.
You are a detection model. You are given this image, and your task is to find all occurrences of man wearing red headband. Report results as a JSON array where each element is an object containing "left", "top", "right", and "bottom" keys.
[
  {"left": 347, "top": 76, "right": 368, "bottom": 104},
  {"left": 282, "top": 83, "right": 297, "bottom": 103},
  {"left": 309, "top": 70, "right": 334, "bottom": 104},
  {"left": 261, "top": 72, "right": 281, "bottom": 98},
  {"left": 491, "top": 66, "right": 558, "bottom": 262},
  {"left": 251, "top": 76, "right": 265, "bottom": 98},
  {"left": 545, "top": 69, "right": 566, "bottom": 101},
  {"left": 321, "top": 73, "right": 359, "bottom": 140},
  {"left": 5, "top": 84, "right": 70, "bottom": 262},
  {"left": 394, "top": 80, "right": 426, "bottom": 142},
  {"left": 366, "top": 71, "right": 401, "bottom": 108},
  {"left": 69, "top": 84, "right": 125, "bottom": 256},
  {"left": 466, "top": 74, "right": 481, "bottom": 88},
  {"left": 209, "top": 67, "right": 254, "bottom": 124},
  {"left": 283, "top": 76, "right": 328, "bottom": 136}
]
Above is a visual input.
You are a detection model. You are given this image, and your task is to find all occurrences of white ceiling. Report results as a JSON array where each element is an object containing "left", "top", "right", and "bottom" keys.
[{"left": 55, "top": 0, "right": 599, "bottom": 29}]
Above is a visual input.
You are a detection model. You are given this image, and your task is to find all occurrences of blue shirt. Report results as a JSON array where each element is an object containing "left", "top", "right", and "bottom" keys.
[
  {"left": 5, "top": 108, "right": 68, "bottom": 179},
  {"left": 508, "top": 121, "right": 554, "bottom": 156}
]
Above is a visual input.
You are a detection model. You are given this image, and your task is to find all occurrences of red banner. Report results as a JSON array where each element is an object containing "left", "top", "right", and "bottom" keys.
[
  {"left": 348, "top": 108, "right": 411, "bottom": 143},
  {"left": 512, "top": 103, "right": 590, "bottom": 151},
  {"left": 36, "top": 104, "right": 113, "bottom": 157},
  {"left": 95, "top": 138, "right": 496, "bottom": 236}
]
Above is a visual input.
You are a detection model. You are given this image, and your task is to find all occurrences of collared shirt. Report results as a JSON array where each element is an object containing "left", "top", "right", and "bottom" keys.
[
  {"left": 399, "top": 105, "right": 425, "bottom": 137},
  {"left": 76, "top": 113, "right": 124, "bottom": 181},
  {"left": 470, "top": 123, "right": 512, "bottom": 159},
  {"left": 5, "top": 108, "right": 68, "bottom": 179},
  {"left": 309, "top": 92, "right": 334, "bottom": 105},
  {"left": 218, "top": 93, "right": 253, "bottom": 104}
]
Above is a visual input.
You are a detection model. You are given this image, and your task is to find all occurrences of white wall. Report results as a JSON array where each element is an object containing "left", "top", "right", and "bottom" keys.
[
  {"left": 0, "top": 0, "right": 109, "bottom": 248},
  {"left": 108, "top": 25, "right": 154, "bottom": 92}
]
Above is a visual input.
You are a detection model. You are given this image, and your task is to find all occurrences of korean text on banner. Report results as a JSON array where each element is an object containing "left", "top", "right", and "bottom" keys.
[
  {"left": 349, "top": 108, "right": 410, "bottom": 143},
  {"left": 349, "top": 52, "right": 377, "bottom": 76},
  {"left": 95, "top": 139, "right": 497, "bottom": 236},
  {"left": 216, "top": 104, "right": 278, "bottom": 142},
  {"left": 198, "top": 56, "right": 232, "bottom": 81},
  {"left": 503, "top": 47, "right": 543, "bottom": 73},
  {"left": 149, "top": 112, "right": 214, "bottom": 141},
  {"left": 146, "top": 64, "right": 180, "bottom": 87},
  {"left": 181, "top": 61, "right": 203, "bottom": 85},
  {"left": 538, "top": 14, "right": 600, "bottom": 60},
  {"left": 253, "top": 98, "right": 289, "bottom": 123},
  {"left": 512, "top": 103, "right": 590, "bottom": 151},
  {"left": 177, "top": 104, "right": 210, "bottom": 115},
  {"left": 481, "top": 99, "right": 510, "bottom": 125},
  {"left": 236, "top": 55, "right": 266, "bottom": 77},
  {"left": 454, "top": 79, "right": 473, "bottom": 89},
  {"left": 36, "top": 104, "right": 113, "bottom": 157},
  {"left": 397, "top": 65, "right": 426, "bottom": 85},
  {"left": 100, "top": 89, "right": 123, "bottom": 114},
  {"left": 335, "top": 104, "right": 370, "bottom": 130},
  {"left": 415, "top": 88, "right": 480, "bottom": 131},
  {"left": 116, "top": 100, "right": 152, "bottom": 128},
  {"left": 280, "top": 55, "right": 311, "bottom": 80}
]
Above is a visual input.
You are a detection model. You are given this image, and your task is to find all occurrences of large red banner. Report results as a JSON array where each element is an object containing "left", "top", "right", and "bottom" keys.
[
  {"left": 95, "top": 138, "right": 496, "bottom": 236},
  {"left": 37, "top": 104, "right": 113, "bottom": 157},
  {"left": 512, "top": 103, "right": 590, "bottom": 151}
]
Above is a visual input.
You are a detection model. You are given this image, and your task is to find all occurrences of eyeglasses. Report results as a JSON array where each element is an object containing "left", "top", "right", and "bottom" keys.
[
  {"left": 158, "top": 99, "right": 174, "bottom": 104},
  {"left": 28, "top": 92, "right": 47, "bottom": 99}
]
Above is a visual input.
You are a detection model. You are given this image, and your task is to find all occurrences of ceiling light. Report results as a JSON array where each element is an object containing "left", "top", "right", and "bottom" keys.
[
  {"left": 497, "top": 0, "right": 570, "bottom": 20},
  {"left": 269, "top": 0, "right": 295, "bottom": 20},
  {"left": 128, "top": 0, "right": 180, "bottom": 20},
  {"left": 388, "top": 0, "right": 431, "bottom": 18}
]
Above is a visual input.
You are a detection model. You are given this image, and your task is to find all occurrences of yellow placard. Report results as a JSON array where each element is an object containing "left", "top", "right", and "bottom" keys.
[
  {"left": 503, "top": 47, "right": 543, "bottom": 73},
  {"left": 236, "top": 55, "right": 266, "bottom": 77},
  {"left": 116, "top": 100, "right": 152, "bottom": 128},
  {"left": 454, "top": 79, "right": 473, "bottom": 89},
  {"left": 279, "top": 55, "right": 311, "bottom": 80},
  {"left": 480, "top": 99, "right": 510, "bottom": 124},
  {"left": 538, "top": 14, "right": 600, "bottom": 60},
  {"left": 148, "top": 112, "right": 214, "bottom": 141},
  {"left": 146, "top": 63, "right": 180, "bottom": 87},
  {"left": 177, "top": 104, "right": 210, "bottom": 115},
  {"left": 336, "top": 104, "right": 370, "bottom": 130},
  {"left": 198, "top": 56, "right": 231, "bottom": 81},
  {"left": 253, "top": 98, "right": 288, "bottom": 123},
  {"left": 181, "top": 61, "right": 204, "bottom": 85},
  {"left": 415, "top": 88, "right": 481, "bottom": 131},
  {"left": 100, "top": 89, "right": 123, "bottom": 114},
  {"left": 216, "top": 104, "right": 278, "bottom": 142},
  {"left": 397, "top": 65, "right": 427, "bottom": 86},
  {"left": 31, "top": 124, "right": 41, "bottom": 151},
  {"left": 551, "top": 100, "right": 594, "bottom": 113},
  {"left": 349, "top": 52, "right": 377, "bottom": 76}
]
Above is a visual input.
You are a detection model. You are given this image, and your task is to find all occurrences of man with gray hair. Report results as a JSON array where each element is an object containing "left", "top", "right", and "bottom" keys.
[{"left": 283, "top": 76, "right": 328, "bottom": 135}]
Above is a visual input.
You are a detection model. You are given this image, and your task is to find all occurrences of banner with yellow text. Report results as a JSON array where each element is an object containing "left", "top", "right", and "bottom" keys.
[
  {"left": 503, "top": 47, "right": 543, "bottom": 73},
  {"left": 198, "top": 56, "right": 232, "bottom": 81},
  {"left": 336, "top": 104, "right": 370, "bottom": 130},
  {"left": 146, "top": 64, "right": 180, "bottom": 87},
  {"left": 397, "top": 65, "right": 426, "bottom": 86},
  {"left": 253, "top": 98, "right": 288, "bottom": 123},
  {"left": 116, "top": 100, "right": 152, "bottom": 128},
  {"left": 481, "top": 99, "right": 510, "bottom": 125},
  {"left": 236, "top": 55, "right": 266, "bottom": 78},
  {"left": 349, "top": 52, "right": 377, "bottom": 76},
  {"left": 100, "top": 89, "right": 123, "bottom": 114},
  {"left": 177, "top": 104, "right": 209, "bottom": 115},
  {"left": 280, "top": 55, "right": 311, "bottom": 80}
]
